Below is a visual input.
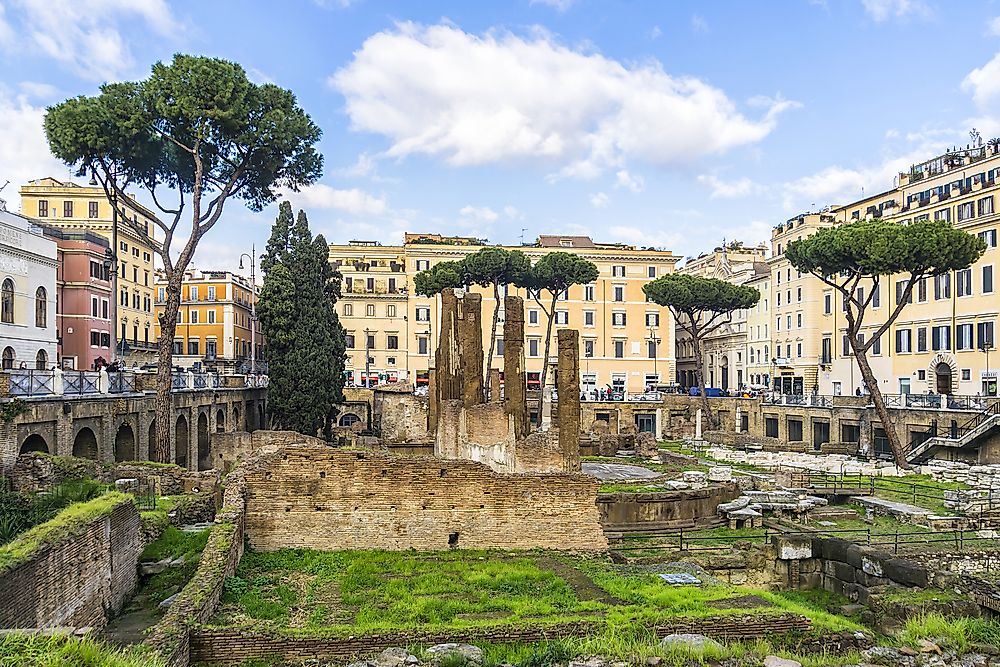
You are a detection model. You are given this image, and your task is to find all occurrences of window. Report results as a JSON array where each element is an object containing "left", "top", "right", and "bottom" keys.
[
  {"left": 957, "top": 269, "right": 972, "bottom": 297},
  {"left": 917, "top": 369, "right": 926, "bottom": 380},
  {"left": 101, "top": 299, "right": 109, "bottom": 319},
  {"left": 37, "top": 200, "right": 48, "bottom": 217},
  {"left": 157, "top": 287, "right": 165, "bottom": 301},
  {"left": 555, "top": 311, "right": 568, "bottom": 325},
  {"left": 415, "top": 306, "right": 430, "bottom": 322},
  {"left": 207, "top": 310, "right": 216, "bottom": 324},
  {"left": 843, "top": 334, "right": 851, "bottom": 357},
  {"left": 584, "top": 340, "right": 595, "bottom": 358},
  {"left": 528, "top": 309, "right": 539, "bottom": 325},
  {"left": 613, "top": 286, "right": 624, "bottom": 302},
  {"left": 88, "top": 201, "right": 99, "bottom": 218},
  {"left": 366, "top": 277, "right": 375, "bottom": 292},
  {"left": 932, "top": 325, "right": 951, "bottom": 351},
  {"left": 962, "top": 368, "right": 972, "bottom": 381},
  {"left": 613, "top": 340, "right": 624, "bottom": 358},
  {"left": 91, "top": 297, "right": 99, "bottom": 317},
  {"left": 647, "top": 266, "right": 656, "bottom": 278},
  {"left": 584, "top": 311, "right": 595, "bottom": 326},
  {"left": 611, "top": 312, "right": 626, "bottom": 326},
  {"left": 957, "top": 323, "right": 974, "bottom": 350},
  {"left": 796, "top": 313, "right": 802, "bottom": 328},
  {"left": 796, "top": 342, "right": 803, "bottom": 357},
  {"left": 1, "top": 278, "right": 13, "bottom": 323},
  {"left": 934, "top": 273, "right": 951, "bottom": 300},
  {"left": 796, "top": 287, "right": 802, "bottom": 302},
  {"left": 821, "top": 338, "right": 832, "bottom": 364},
  {"left": 387, "top": 304, "right": 397, "bottom": 318},
  {"left": 366, "top": 333, "right": 376, "bottom": 349},
  {"left": 895, "top": 280, "right": 912, "bottom": 304},
  {"left": 345, "top": 332, "right": 355, "bottom": 348},
  {"left": 611, "top": 265, "right": 625, "bottom": 277},
  {"left": 90, "top": 331, "right": 100, "bottom": 346},
  {"left": 417, "top": 337, "right": 428, "bottom": 355},
  {"left": 980, "top": 229, "right": 998, "bottom": 248},
  {"left": 872, "top": 335, "right": 881, "bottom": 355},
  {"left": 207, "top": 286, "right": 216, "bottom": 300},
  {"left": 777, "top": 292, "right": 781, "bottom": 306},
  {"left": 918, "top": 277, "right": 927, "bottom": 302},
  {"left": 343, "top": 303, "right": 353, "bottom": 317},
  {"left": 896, "top": 329, "right": 912, "bottom": 353},
  {"left": 528, "top": 339, "right": 539, "bottom": 357},
  {"left": 823, "top": 293, "right": 832, "bottom": 314},
  {"left": 978, "top": 321, "right": 995, "bottom": 349},
  {"left": 788, "top": 419, "right": 803, "bottom": 442},
  {"left": 786, "top": 314, "right": 791, "bottom": 329},
  {"left": 765, "top": 417, "right": 779, "bottom": 438},
  {"left": 978, "top": 196, "right": 994, "bottom": 217},
  {"left": 917, "top": 327, "right": 928, "bottom": 352},
  {"left": 647, "top": 340, "right": 656, "bottom": 359},
  {"left": 958, "top": 202, "right": 974, "bottom": 221},
  {"left": 34, "top": 287, "right": 46, "bottom": 327},
  {"left": 387, "top": 334, "right": 398, "bottom": 349},
  {"left": 132, "top": 247, "right": 139, "bottom": 258},
  {"left": 366, "top": 304, "right": 375, "bottom": 317},
  {"left": 935, "top": 208, "right": 951, "bottom": 222},
  {"left": 645, "top": 312, "right": 659, "bottom": 327},
  {"left": 206, "top": 340, "right": 217, "bottom": 358},
  {"left": 188, "top": 340, "right": 199, "bottom": 355},
  {"left": 984, "top": 266, "right": 994, "bottom": 294},
  {"left": 190, "top": 309, "right": 199, "bottom": 324},
  {"left": 495, "top": 339, "right": 504, "bottom": 356},
  {"left": 584, "top": 285, "right": 595, "bottom": 301},
  {"left": 61, "top": 201, "right": 73, "bottom": 217},
  {"left": 872, "top": 285, "right": 880, "bottom": 308},
  {"left": 416, "top": 260, "right": 429, "bottom": 271}
]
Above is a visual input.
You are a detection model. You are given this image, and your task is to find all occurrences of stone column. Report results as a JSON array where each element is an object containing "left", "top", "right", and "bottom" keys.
[
  {"left": 557, "top": 329, "right": 581, "bottom": 471},
  {"left": 695, "top": 408, "right": 703, "bottom": 440},
  {"left": 434, "top": 289, "right": 462, "bottom": 406},
  {"left": 488, "top": 368, "right": 501, "bottom": 402},
  {"left": 458, "top": 292, "right": 484, "bottom": 408},
  {"left": 503, "top": 295, "right": 528, "bottom": 440},
  {"left": 427, "top": 366, "right": 438, "bottom": 432}
]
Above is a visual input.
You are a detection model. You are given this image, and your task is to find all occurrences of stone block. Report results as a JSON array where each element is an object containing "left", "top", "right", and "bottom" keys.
[
  {"left": 882, "top": 559, "right": 929, "bottom": 588},
  {"left": 833, "top": 561, "right": 856, "bottom": 584},
  {"left": 860, "top": 554, "right": 884, "bottom": 578},
  {"left": 773, "top": 535, "right": 812, "bottom": 560},
  {"left": 707, "top": 466, "right": 733, "bottom": 482}
]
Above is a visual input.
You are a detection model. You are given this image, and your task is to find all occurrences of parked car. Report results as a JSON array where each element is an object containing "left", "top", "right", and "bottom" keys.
[{"left": 689, "top": 387, "right": 723, "bottom": 397}]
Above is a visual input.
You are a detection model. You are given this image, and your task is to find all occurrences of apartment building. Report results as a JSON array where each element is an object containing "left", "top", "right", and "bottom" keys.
[
  {"left": 153, "top": 269, "right": 265, "bottom": 372},
  {"left": 329, "top": 234, "right": 682, "bottom": 393},
  {"left": 675, "top": 243, "right": 768, "bottom": 391},
  {"left": 19, "top": 178, "right": 159, "bottom": 364}
]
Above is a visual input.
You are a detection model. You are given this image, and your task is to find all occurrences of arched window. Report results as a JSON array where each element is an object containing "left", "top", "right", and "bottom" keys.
[
  {"left": 1, "top": 279, "right": 13, "bottom": 324},
  {"left": 35, "top": 349, "right": 47, "bottom": 370},
  {"left": 35, "top": 286, "right": 46, "bottom": 328},
  {"left": 2, "top": 347, "right": 14, "bottom": 370}
]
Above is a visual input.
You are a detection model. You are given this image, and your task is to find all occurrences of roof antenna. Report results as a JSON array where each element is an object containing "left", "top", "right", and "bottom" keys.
[
  {"left": 0, "top": 180, "right": 9, "bottom": 212},
  {"left": 520, "top": 227, "right": 527, "bottom": 246}
]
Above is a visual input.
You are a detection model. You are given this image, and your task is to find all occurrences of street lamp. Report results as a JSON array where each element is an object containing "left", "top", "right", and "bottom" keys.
[
  {"left": 981, "top": 340, "right": 995, "bottom": 396},
  {"left": 238, "top": 245, "right": 257, "bottom": 375},
  {"left": 364, "top": 328, "right": 372, "bottom": 388},
  {"left": 647, "top": 326, "right": 659, "bottom": 387}
]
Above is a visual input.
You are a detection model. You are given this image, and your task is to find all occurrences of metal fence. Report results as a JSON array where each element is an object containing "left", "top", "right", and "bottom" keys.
[
  {"left": 8, "top": 370, "right": 55, "bottom": 397},
  {"left": 63, "top": 371, "right": 101, "bottom": 395},
  {"left": 109, "top": 371, "right": 136, "bottom": 394}
]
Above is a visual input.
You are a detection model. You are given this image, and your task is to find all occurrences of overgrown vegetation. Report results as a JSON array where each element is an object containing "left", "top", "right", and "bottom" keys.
[
  {"left": 898, "top": 613, "right": 1000, "bottom": 652},
  {"left": 0, "top": 479, "right": 112, "bottom": 546},
  {"left": 0, "top": 633, "right": 164, "bottom": 667}
]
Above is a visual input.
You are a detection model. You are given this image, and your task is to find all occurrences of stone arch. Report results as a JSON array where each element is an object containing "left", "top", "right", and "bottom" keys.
[
  {"left": 233, "top": 405, "right": 241, "bottom": 431},
  {"left": 20, "top": 433, "right": 48, "bottom": 454},
  {"left": 148, "top": 418, "right": 156, "bottom": 458},
  {"left": 175, "top": 414, "right": 188, "bottom": 468},
  {"left": 929, "top": 353, "right": 958, "bottom": 395},
  {"left": 114, "top": 422, "right": 136, "bottom": 462},
  {"left": 257, "top": 403, "right": 265, "bottom": 430},
  {"left": 339, "top": 412, "right": 361, "bottom": 428},
  {"left": 197, "top": 412, "right": 210, "bottom": 471},
  {"left": 216, "top": 408, "right": 226, "bottom": 433},
  {"left": 73, "top": 427, "right": 98, "bottom": 460}
]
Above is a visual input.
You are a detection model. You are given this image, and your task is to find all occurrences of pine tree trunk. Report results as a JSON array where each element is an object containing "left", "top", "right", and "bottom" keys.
[
  {"left": 153, "top": 271, "right": 183, "bottom": 464},
  {"left": 851, "top": 337, "right": 910, "bottom": 469},
  {"left": 694, "top": 337, "right": 714, "bottom": 429},
  {"left": 484, "top": 282, "right": 501, "bottom": 401},
  {"left": 537, "top": 294, "right": 558, "bottom": 400}
]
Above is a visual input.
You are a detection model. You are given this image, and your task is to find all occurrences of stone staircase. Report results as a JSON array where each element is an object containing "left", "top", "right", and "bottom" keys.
[{"left": 906, "top": 402, "right": 1000, "bottom": 464}]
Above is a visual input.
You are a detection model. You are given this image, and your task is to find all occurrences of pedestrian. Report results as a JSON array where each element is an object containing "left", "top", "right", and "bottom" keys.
[{"left": 855, "top": 387, "right": 862, "bottom": 397}]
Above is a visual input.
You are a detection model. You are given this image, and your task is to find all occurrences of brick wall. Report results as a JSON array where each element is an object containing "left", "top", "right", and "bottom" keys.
[
  {"left": 208, "top": 430, "right": 325, "bottom": 473},
  {"left": 0, "top": 498, "right": 141, "bottom": 630},
  {"left": 377, "top": 392, "right": 429, "bottom": 443},
  {"left": 188, "top": 614, "right": 811, "bottom": 665},
  {"left": 8, "top": 453, "right": 217, "bottom": 495},
  {"left": 242, "top": 446, "right": 607, "bottom": 552},
  {"left": 597, "top": 483, "right": 741, "bottom": 532}
]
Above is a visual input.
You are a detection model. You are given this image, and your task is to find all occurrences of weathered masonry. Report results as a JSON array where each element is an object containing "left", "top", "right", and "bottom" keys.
[{"left": 0, "top": 374, "right": 266, "bottom": 472}]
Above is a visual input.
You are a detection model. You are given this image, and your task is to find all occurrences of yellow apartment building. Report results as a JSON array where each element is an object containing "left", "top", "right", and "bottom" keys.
[
  {"left": 329, "top": 234, "right": 682, "bottom": 394},
  {"left": 675, "top": 242, "right": 768, "bottom": 392},
  {"left": 19, "top": 178, "right": 159, "bottom": 364},
  {"left": 153, "top": 269, "right": 265, "bottom": 372},
  {"left": 744, "top": 269, "right": 773, "bottom": 389}
]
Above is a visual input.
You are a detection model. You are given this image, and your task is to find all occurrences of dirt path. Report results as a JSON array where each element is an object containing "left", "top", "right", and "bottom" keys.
[
  {"left": 103, "top": 593, "right": 164, "bottom": 646},
  {"left": 533, "top": 556, "right": 622, "bottom": 605}
]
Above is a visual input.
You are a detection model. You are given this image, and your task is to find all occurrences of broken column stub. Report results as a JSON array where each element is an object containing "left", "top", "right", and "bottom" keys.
[
  {"left": 458, "top": 291, "right": 484, "bottom": 409},
  {"left": 435, "top": 288, "right": 462, "bottom": 408},
  {"left": 556, "top": 329, "right": 581, "bottom": 472},
  {"left": 503, "top": 295, "right": 529, "bottom": 441}
]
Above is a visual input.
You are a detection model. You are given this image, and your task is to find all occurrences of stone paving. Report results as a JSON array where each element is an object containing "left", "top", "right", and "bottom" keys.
[{"left": 581, "top": 462, "right": 662, "bottom": 482}]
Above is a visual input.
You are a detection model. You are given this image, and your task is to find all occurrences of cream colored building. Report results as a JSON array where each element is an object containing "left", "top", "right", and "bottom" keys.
[
  {"left": 19, "top": 178, "right": 159, "bottom": 364},
  {"left": 675, "top": 243, "right": 769, "bottom": 392},
  {"left": 329, "top": 234, "right": 682, "bottom": 395}
]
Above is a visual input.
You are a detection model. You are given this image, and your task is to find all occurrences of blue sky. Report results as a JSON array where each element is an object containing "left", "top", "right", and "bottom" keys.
[{"left": 1, "top": 0, "right": 1000, "bottom": 270}]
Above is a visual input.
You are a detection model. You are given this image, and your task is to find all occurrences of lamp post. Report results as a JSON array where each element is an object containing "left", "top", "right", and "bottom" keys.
[
  {"left": 364, "top": 328, "right": 372, "bottom": 388},
  {"left": 647, "top": 326, "right": 659, "bottom": 387},
  {"left": 981, "top": 340, "right": 994, "bottom": 396},
  {"left": 238, "top": 245, "right": 257, "bottom": 375}
]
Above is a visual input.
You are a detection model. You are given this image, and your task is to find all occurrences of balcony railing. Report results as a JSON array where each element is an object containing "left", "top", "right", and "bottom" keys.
[{"left": 9, "top": 370, "right": 56, "bottom": 397}]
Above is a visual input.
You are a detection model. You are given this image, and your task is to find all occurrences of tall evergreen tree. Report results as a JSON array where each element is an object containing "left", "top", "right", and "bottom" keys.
[{"left": 259, "top": 202, "right": 346, "bottom": 436}]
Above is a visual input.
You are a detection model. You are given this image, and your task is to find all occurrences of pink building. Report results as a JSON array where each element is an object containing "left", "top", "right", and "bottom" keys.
[{"left": 41, "top": 226, "right": 114, "bottom": 370}]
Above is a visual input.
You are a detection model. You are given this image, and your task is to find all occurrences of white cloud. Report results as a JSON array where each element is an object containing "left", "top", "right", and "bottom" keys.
[
  {"left": 614, "top": 169, "right": 644, "bottom": 193},
  {"left": 529, "top": 0, "right": 576, "bottom": 11},
  {"left": 589, "top": 192, "right": 609, "bottom": 208},
  {"left": 285, "top": 184, "right": 388, "bottom": 215},
  {"left": 17, "top": 81, "right": 58, "bottom": 100},
  {"left": 503, "top": 205, "right": 523, "bottom": 220},
  {"left": 330, "top": 23, "right": 796, "bottom": 176},
  {"left": 697, "top": 173, "right": 765, "bottom": 199},
  {"left": 0, "top": 90, "right": 72, "bottom": 211},
  {"left": 691, "top": 15, "right": 708, "bottom": 33},
  {"left": 648, "top": 25, "right": 662, "bottom": 40},
  {"left": 1, "top": 0, "right": 180, "bottom": 80},
  {"left": 333, "top": 152, "right": 380, "bottom": 180},
  {"left": 963, "top": 52, "right": 1000, "bottom": 111},
  {"left": 861, "top": 0, "right": 930, "bottom": 22},
  {"left": 0, "top": 4, "right": 14, "bottom": 46},
  {"left": 607, "top": 224, "right": 682, "bottom": 251},
  {"left": 458, "top": 205, "right": 499, "bottom": 222}
]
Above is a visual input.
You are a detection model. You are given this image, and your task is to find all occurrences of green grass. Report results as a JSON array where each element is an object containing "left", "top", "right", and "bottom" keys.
[
  {"left": 0, "top": 492, "right": 132, "bottom": 574},
  {"left": 212, "top": 549, "right": 863, "bottom": 638},
  {"left": 898, "top": 613, "right": 1000, "bottom": 652},
  {"left": 0, "top": 478, "right": 110, "bottom": 545},
  {"left": 0, "top": 633, "right": 163, "bottom": 667},
  {"left": 140, "top": 525, "right": 210, "bottom": 562}
]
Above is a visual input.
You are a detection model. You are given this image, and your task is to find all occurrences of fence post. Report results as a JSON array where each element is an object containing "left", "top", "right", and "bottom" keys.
[
  {"left": 679, "top": 529, "right": 684, "bottom": 552},
  {"left": 52, "top": 367, "right": 63, "bottom": 396}
]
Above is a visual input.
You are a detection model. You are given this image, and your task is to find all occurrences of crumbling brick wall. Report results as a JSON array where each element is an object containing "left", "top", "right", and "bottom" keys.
[{"left": 242, "top": 446, "right": 607, "bottom": 552}]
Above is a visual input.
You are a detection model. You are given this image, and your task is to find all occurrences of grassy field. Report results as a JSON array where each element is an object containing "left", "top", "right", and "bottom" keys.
[{"left": 211, "top": 549, "right": 862, "bottom": 638}]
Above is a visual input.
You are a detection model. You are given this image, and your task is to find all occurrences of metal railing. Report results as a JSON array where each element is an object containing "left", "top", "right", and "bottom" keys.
[
  {"left": 8, "top": 370, "right": 55, "bottom": 397},
  {"left": 109, "top": 371, "right": 136, "bottom": 394},
  {"left": 63, "top": 371, "right": 101, "bottom": 395}
]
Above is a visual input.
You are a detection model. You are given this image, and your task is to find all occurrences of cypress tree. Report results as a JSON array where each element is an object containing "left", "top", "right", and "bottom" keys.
[{"left": 259, "top": 203, "right": 346, "bottom": 436}]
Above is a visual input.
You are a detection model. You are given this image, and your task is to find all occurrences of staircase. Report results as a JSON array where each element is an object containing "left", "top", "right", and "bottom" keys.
[{"left": 907, "top": 401, "right": 1000, "bottom": 464}]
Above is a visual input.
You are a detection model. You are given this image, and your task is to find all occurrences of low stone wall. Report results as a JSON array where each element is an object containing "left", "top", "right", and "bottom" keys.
[
  {"left": 8, "top": 452, "right": 218, "bottom": 495},
  {"left": 243, "top": 446, "right": 606, "bottom": 552},
  {"left": 188, "top": 614, "right": 812, "bottom": 665},
  {"left": 208, "top": 430, "right": 325, "bottom": 473},
  {"left": 0, "top": 493, "right": 141, "bottom": 630},
  {"left": 597, "top": 483, "right": 740, "bottom": 532},
  {"left": 907, "top": 548, "right": 1000, "bottom": 577}
]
